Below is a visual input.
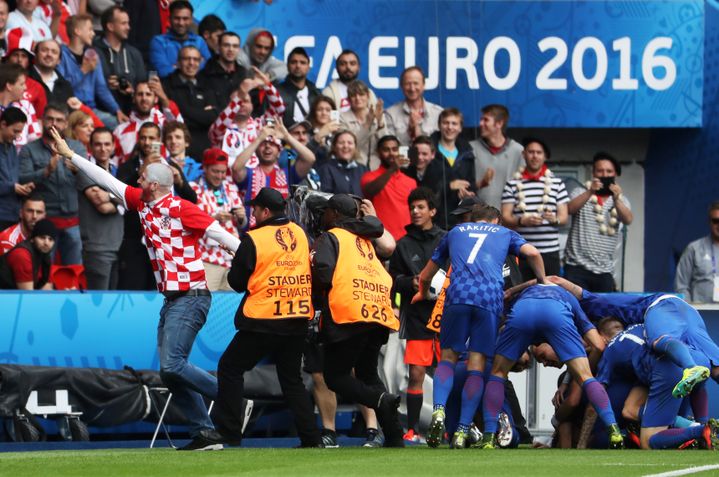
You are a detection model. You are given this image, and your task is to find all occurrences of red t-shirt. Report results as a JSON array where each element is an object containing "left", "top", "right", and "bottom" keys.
[
  {"left": 6, "top": 247, "right": 43, "bottom": 286},
  {"left": 360, "top": 166, "right": 417, "bottom": 240},
  {"left": 0, "top": 223, "right": 25, "bottom": 256}
]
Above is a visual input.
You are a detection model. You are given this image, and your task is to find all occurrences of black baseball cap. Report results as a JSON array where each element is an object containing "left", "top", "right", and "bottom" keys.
[
  {"left": 248, "top": 187, "right": 286, "bottom": 212},
  {"left": 450, "top": 196, "right": 485, "bottom": 216},
  {"left": 324, "top": 194, "right": 358, "bottom": 218}
]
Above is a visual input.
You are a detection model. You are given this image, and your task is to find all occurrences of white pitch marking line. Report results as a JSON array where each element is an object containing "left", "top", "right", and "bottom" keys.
[{"left": 643, "top": 464, "right": 719, "bottom": 477}]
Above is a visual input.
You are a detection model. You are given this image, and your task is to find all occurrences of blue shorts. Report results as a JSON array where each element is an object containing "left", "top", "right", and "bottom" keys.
[
  {"left": 644, "top": 297, "right": 719, "bottom": 366},
  {"left": 495, "top": 298, "right": 586, "bottom": 363},
  {"left": 440, "top": 304, "right": 497, "bottom": 356},
  {"left": 641, "top": 349, "right": 709, "bottom": 428}
]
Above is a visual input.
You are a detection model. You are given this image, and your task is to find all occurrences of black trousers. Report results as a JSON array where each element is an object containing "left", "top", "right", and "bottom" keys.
[
  {"left": 519, "top": 251, "right": 561, "bottom": 281},
  {"left": 564, "top": 264, "right": 616, "bottom": 292},
  {"left": 323, "top": 327, "right": 389, "bottom": 409},
  {"left": 214, "top": 329, "right": 320, "bottom": 446}
]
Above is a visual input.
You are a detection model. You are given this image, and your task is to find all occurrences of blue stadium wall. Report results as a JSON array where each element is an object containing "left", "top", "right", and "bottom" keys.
[{"left": 644, "top": 2, "right": 718, "bottom": 291}]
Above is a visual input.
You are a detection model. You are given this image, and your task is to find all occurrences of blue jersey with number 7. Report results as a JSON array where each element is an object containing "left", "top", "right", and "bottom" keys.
[{"left": 431, "top": 222, "right": 526, "bottom": 314}]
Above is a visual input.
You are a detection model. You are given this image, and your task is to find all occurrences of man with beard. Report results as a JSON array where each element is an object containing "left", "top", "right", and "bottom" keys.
[
  {"left": 275, "top": 47, "right": 320, "bottom": 127},
  {"left": 28, "top": 39, "right": 75, "bottom": 106},
  {"left": 0, "top": 194, "right": 45, "bottom": 255},
  {"left": 322, "top": 50, "right": 378, "bottom": 113},
  {"left": 0, "top": 217, "right": 56, "bottom": 290},
  {"left": 237, "top": 28, "right": 287, "bottom": 82},
  {"left": 113, "top": 81, "right": 180, "bottom": 161}
]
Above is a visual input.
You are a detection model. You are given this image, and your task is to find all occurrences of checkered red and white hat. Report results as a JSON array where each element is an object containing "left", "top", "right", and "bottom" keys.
[{"left": 4, "top": 27, "right": 34, "bottom": 59}]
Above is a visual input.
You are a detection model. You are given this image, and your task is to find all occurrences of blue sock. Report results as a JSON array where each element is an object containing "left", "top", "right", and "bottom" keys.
[
  {"left": 482, "top": 375, "right": 506, "bottom": 434},
  {"left": 433, "top": 360, "right": 455, "bottom": 412},
  {"left": 653, "top": 337, "right": 696, "bottom": 369},
  {"left": 458, "top": 371, "right": 484, "bottom": 428},
  {"left": 582, "top": 378, "right": 617, "bottom": 427},
  {"left": 648, "top": 426, "right": 704, "bottom": 449},
  {"left": 673, "top": 415, "right": 696, "bottom": 428}
]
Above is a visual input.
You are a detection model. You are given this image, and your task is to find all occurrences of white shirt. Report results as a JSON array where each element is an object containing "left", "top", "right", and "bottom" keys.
[{"left": 6, "top": 11, "right": 52, "bottom": 42}]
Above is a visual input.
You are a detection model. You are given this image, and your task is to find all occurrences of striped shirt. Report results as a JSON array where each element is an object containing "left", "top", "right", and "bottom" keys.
[
  {"left": 501, "top": 174, "right": 568, "bottom": 253},
  {"left": 565, "top": 187, "right": 630, "bottom": 274}
]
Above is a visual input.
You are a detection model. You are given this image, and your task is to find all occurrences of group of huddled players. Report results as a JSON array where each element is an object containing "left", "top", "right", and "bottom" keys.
[{"left": 413, "top": 203, "right": 719, "bottom": 450}]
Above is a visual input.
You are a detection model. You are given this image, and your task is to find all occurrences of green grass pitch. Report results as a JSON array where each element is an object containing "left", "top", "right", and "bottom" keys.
[{"left": 2, "top": 448, "right": 719, "bottom": 477}]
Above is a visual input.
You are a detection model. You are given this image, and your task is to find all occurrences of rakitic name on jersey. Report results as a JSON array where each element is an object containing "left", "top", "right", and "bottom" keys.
[{"left": 458, "top": 224, "right": 500, "bottom": 233}]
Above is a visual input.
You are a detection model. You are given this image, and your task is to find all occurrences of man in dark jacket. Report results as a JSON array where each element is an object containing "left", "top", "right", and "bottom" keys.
[
  {"left": 163, "top": 45, "right": 220, "bottom": 159},
  {"left": 0, "top": 218, "right": 56, "bottom": 290},
  {"left": 199, "top": 32, "right": 248, "bottom": 108},
  {"left": 275, "top": 47, "right": 320, "bottom": 127},
  {"left": 115, "top": 122, "right": 196, "bottom": 290},
  {"left": 212, "top": 187, "right": 321, "bottom": 448},
  {"left": 93, "top": 5, "right": 147, "bottom": 114},
  {"left": 312, "top": 193, "right": 405, "bottom": 447},
  {"left": 389, "top": 186, "right": 445, "bottom": 442},
  {"left": 0, "top": 107, "right": 31, "bottom": 230}
]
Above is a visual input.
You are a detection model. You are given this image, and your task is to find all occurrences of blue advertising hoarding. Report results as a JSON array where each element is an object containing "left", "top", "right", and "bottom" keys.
[{"left": 193, "top": 0, "right": 703, "bottom": 127}]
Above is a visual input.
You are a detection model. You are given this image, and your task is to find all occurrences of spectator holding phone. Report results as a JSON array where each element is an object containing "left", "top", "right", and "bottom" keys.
[{"left": 564, "top": 151, "right": 633, "bottom": 292}]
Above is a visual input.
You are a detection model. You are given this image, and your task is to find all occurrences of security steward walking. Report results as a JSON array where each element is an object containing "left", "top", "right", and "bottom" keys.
[
  {"left": 213, "top": 187, "right": 322, "bottom": 447},
  {"left": 312, "top": 193, "right": 405, "bottom": 447}
]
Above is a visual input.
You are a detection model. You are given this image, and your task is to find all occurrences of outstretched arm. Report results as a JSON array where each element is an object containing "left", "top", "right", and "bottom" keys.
[{"left": 49, "top": 127, "right": 128, "bottom": 205}]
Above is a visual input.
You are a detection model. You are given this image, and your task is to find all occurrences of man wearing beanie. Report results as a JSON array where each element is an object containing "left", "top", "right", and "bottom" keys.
[{"left": 0, "top": 218, "right": 57, "bottom": 289}]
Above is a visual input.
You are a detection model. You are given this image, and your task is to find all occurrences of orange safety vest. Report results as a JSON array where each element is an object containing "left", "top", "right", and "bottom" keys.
[
  {"left": 242, "top": 222, "right": 314, "bottom": 320},
  {"left": 327, "top": 227, "right": 399, "bottom": 331},
  {"left": 426, "top": 266, "right": 452, "bottom": 333}
]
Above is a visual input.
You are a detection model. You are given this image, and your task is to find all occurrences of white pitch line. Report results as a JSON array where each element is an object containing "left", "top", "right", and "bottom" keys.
[{"left": 642, "top": 464, "right": 719, "bottom": 477}]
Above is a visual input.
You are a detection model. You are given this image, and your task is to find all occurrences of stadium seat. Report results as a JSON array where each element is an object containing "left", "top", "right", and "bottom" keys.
[{"left": 50, "top": 265, "right": 86, "bottom": 290}]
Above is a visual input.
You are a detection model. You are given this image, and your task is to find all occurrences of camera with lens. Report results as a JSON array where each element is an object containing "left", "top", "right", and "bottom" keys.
[{"left": 118, "top": 77, "right": 130, "bottom": 90}]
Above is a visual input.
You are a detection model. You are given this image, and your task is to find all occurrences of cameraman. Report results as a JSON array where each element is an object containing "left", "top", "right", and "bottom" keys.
[
  {"left": 94, "top": 6, "right": 147, "bottom": 114},
  {"left": 564, "top": 152, "right": 633, "bottom": 292}
]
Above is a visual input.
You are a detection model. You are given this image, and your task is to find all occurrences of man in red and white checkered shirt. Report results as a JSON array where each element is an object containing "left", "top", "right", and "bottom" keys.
[
  {"left": 0, "top": 195, "right": 46, "bottom": 256},
  {"left": 208, "top": 66, "right": 284, "bottom": 171},
  {"left": 190, "top": 148, "right": 246, "bottom": 291},
  {"left": 50, "top": 126, "right": 238, "bottom": 451},
  {"left": 113, "top": 81, "right": 182, "bottom": 162}
]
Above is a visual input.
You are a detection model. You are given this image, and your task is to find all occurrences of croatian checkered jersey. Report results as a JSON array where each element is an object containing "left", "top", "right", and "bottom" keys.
[
  {"left": 3, "top": 98, "right": 41, "bottom": 147},
  {"left": 124, "top": 186, "right": 214, "bottom": 292},
  {"left": 190, "top": 177, "right": 242, "bottom": 268},
  {"left": 208, "top": 84, "right": 285, "bottom": 168}
]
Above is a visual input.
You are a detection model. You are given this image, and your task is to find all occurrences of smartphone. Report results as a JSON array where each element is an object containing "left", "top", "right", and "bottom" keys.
[
  {"left": 150, "top": 141, "right": 162, "bottom": 156},
  {"left": 398, "top": 146, "right": 410, "bottom": 168},
  {"left": 330, "top": 110, "right": 341, "bottom": 122},
  {"left": 598, "top": 176, "right": 615, "bottom": 195},
  {"left": 83, "top": 48, "right": 98, "bottom": 61},
  {"left": 265, "top": 117, "right": 276, "bottom": 127},
  {"left": 148, "top": 70, "right": 159, "bottom": 81}
]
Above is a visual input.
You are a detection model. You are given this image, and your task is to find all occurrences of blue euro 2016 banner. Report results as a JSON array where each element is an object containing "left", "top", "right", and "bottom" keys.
[{"left": 193, "top": 0, "right": 703, "bottom": 128}]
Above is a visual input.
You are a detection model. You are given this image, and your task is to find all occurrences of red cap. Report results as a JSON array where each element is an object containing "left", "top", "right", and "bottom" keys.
[{"left": 202, "top": 148, "right": 229, "bottom": 167}]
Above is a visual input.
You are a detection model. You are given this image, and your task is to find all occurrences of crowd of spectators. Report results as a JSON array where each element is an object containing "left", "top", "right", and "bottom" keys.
[{"left": 0, "top": 0, "right": 709, "bottom": 304}]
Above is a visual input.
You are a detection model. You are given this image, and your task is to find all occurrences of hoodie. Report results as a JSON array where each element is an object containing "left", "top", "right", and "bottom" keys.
[
  {"left": 237, "top": 28, "right": 288, "bottom": 82},
  {"left": 93, "top": 37, "right": 147, "bottom": 111}
]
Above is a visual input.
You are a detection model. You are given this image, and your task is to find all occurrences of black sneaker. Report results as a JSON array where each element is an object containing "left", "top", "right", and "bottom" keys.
[
  {"left": 177, "top": 429, "right": 224, "bottom": 451},
  {"left": 321, "top": 429, "right": 339, "bottom": 448},
  {"left": 363, "top": 428, "right": 383, "bottom": 448},
  {"left": 376, "top": 393, "right": 405, "bottom": 448}
]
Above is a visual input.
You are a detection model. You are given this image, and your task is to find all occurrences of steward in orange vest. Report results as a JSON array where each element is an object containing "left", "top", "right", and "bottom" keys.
[
  {"left": 311, "top": 193, "right": 405, "bottom": 447},
  {"left": 213, "top": 187, "right": 321, "bottom": 447}
]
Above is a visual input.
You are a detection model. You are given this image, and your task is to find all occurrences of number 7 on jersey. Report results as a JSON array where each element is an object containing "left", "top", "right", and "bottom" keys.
[{"left": 466, "top": 233, "right": 488, "bottom": 264}]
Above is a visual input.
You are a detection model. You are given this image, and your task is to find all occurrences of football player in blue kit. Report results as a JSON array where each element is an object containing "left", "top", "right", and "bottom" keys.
[
  {"left": 412, "top": 204, "right": 545, "bottom": 448},
  {"left": 549, "top": 276, "right": 719, "bottom": 400},
  {"left": 597, "top": 323, "right": 719, "bottom": 449},
  {"left": 480, "top": 283, "right": 625, "bottom": 449}
]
